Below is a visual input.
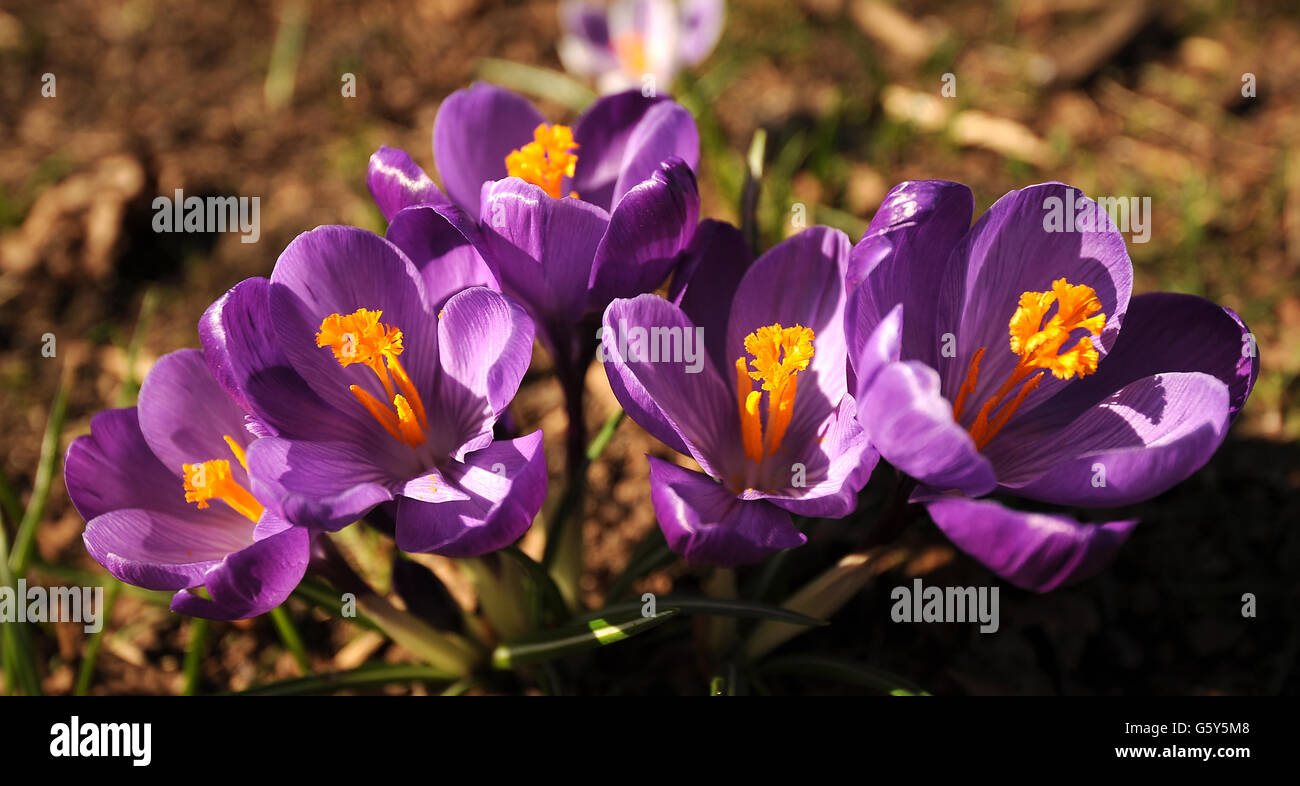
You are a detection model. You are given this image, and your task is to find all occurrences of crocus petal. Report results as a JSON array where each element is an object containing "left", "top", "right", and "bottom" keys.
[
  {"left": 939, "top": 183, "right": 1133, "bottom": 415},
  {"left": 367, "top": 146, "right": 446, "bottom": 222},
  {"left": 268, "top": 226, "right": 438, "bottom": 449},
  {"left": 137, "top": 349, "right": 258, "bottom": 488},
  {"left": 924, "top": 495, "right": 1138, "bottom": 592},
  {"left": 992, "top": 372, "right": 1231, "bottom": 507},
  {"left": 602, "top": 294, "right": 737, "bottom": 477},
  {"left": 669, "top": 218, "right": 754, "bottom": 376},
  {"left": 386, "top": 205, "right": 500, "bottom": 307},
  {"left": 170, "top": 521, "right": 311, "bottom": 620},
  {"left": 201, "top": 277, "right": 370, "bottom": 445},
  {"left": 82, "top": 508, "right": 254, "bottom": 592},
  {"left": 394, "top": 432, "right": 547, "bottom": 556},
  {"left": 571, "top": 91, "right": 699, "bottom": 210},
  {"left": 479, "top": 177, "right": 610, "bottom": 321},
  {"left": 558, "top": 0, "right": 620, "bottom": 79},
  {"left": 245, "top": 437, "right": 396, "bottom": 531},
  {"left": 1015, "top": 292, "right": 1258, "bottom": 429},
  {"left": 587, "top": 157, "right": 699, "bottom": 309},
  {"left": 857, "top": 361, "right": 997, "bottom": 497},
  {"left": 847, "top": 180, "right": 973, "bottom": 370},
  {"left": 848, "top": 303, "right": 903, "bottom": 398},
  {"left": 678, "top": 0, "right": 725, "bottom": 64},
  {"left": 726, "top": 226, "right": 851, "bottom": 451},
  {"left": 430, "top": 287, "right": 535, "bottom": 459},
  {"left": 65, "top": 408, "right": 194, "bottom": 522},
  {"left": 764, "top": 394, "right": 878, "bottom": 519},
  {"left": 648, "top": 457, "right": 806, "bottom": 566},
  {"left": 432, "top": 83, "right": 544, "bottom": 220}
]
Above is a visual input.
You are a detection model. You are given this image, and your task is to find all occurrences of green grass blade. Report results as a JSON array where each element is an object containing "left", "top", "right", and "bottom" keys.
[
  {"left": 585, "top": 408, "right": 624, "bottom": 462},
  {"left": 475, "top": 58, "right": 596, "bottom": 113},
  {"left": 9, "top": 371, "right": 69, "bottom": 576},
  {"left": 492, "top": 607, "right": 679, "bottom": 669},
  {"left": 73, "top": 578, "right": 120, "bottom": 695},
  {"left": 0, "top": 510, "right": 41, "bottom": 695},
  {"left": 228, "top": 663, "right": 458, "bottom": 696},
  {"left": 268, "top": 605, "right": 311, "bottom": 675},
  {"left": 577, "top": 596, "right": 827, "bottom": 628},
  {"left": 180, "top": 617, "right": 209, "bottom": 696}
]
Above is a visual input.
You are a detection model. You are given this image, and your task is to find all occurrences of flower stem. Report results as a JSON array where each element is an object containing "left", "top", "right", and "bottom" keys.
[{"left": 310, "top": 537, "right": 482, "bottom": 677}]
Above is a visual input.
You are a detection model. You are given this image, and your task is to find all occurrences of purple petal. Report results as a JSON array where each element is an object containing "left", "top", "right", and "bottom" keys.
[
  {"left": 478, "top": 177, "right": 610, "bottom": 322},
  {"left": 764, "top": 394, "right": 878, "bottom": 519},
  {"left": 1018, "top": 292, "right": 1258, "bottom": 429},
  {"left": 648, "top": 457, "right": 805, "bottom": 566},
  {"left": 856, "top": 361, "right": 997, "bottom": 497},
  {"left": 268, "top": 226, "right": 438, "bottom": 452},
  {"left": 386, "top": 205, "right": 500, "bottom": 307},
  {"left": 245, "top": 437, "right": 396, "bottom": 531},
  {"left": 171, "top": 520, "right": 312, "bottom": 620},
  {"left": 669, "top": 218, "right": 754, "bottom": 376},
  {"left": 137, "top": 349, "right": 257, "bottom": 488},
  {"left": 433, "top": 84, "right": 544, "bottom": 220},
  {"left": 602, "top": 295, "right": 736, "bottom": 477},
  {"left": 991, "top": 372, "right": 1231, "bottom": 507},
  {"left": 201, "top": 277, "right": 370, "bottom": 445},
  {"left": 82, "top": 508, "right": 254, "bottom": 592},
  {"left": 430, "top": 287, "right": 535, "bottom": 459},
  {"left": 678, "top": 0, "right": 725, "bottom": 64},
  {"left": 558, "top": 1, "right": 620, "bottom": 79},
  {"left": 939, "top": 183, "right": 1134, "bottom": 419},
  {"left": 848, "top": 303, "right": 903, "bottom": 398},
  {"left": 726, "top": 227, "right": 852, "bottom": 454},
  {"left": 587, "top": 157, "right": 699, "bottom": 309},
  {"left": 925, "top": 495, "right": 1137, "bottom": 592},
  {"left": 571, "top": 91, "right": 698, "bottom": 210},
  {"left": 394, "top": 432, "right": 548, "bottom": 556},
  {"left": 65, "top": 408, "right": 193, "bottom": 523},
  {"left": 847, "top": 180, "right": 972, "bottom": 370},
  {"left": 367, "top": 146, "right": 446, "bottom": 222}
]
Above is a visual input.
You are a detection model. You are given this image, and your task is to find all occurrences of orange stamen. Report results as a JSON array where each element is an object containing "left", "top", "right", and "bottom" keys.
[
  {"left": 954, "top": 278, "right": 1106, "bottom": 450},
  {"left": 505, "top": 123, "right": 580, "bottom": 200},
  {"left": 734, "top": 323, "right": 815, "bottom": 463},
  {"left": 319, "top": 309, "right": 430, "bottom": 448},
  {"left": 182, "top": 459, "right": 264, "bottom": 522}
]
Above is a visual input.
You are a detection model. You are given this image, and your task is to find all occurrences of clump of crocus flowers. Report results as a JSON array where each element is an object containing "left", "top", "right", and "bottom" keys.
[{"left": 63, "top": 79, "right": 1255, "bottom": 693}]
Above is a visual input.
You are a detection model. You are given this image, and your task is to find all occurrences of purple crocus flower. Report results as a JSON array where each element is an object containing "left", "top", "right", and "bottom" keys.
[
  {"left": 373, "top": 83, "right": 699, "bottom": 467},
  {"left": 602, "top": 222, "right": 877, "bottom": 565},
  {"left": 558, "top": 0, "right": 726, "bottom": 93},
  {"left": 65, "top": 350, "right": 311, "bottom": 620},
  {"left": 848, "top": 180, "right": 1258, "bottom": 591},
  {"left": 200, "top": 225, "right": 547, "bottom": 556}
]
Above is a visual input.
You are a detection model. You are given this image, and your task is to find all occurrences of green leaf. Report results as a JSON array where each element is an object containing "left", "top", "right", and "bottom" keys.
[
  {"left": 759, "top": 655, "right": 929, "bottom": 696},
  {"left": 475, "top": 58, "right": 596, "bottom": 114},
  {"left": 501, "top": 546, "right": 569, "bottom": 628},
  {"left": 74, "top": 579, "right": 120, "bottom": 695},
  {"left": 577, "top": 596, "right": 827, "bottom": 628},
  {"left": 492, "top": 607, "right": 679, "bottom": 669},
  {"left": 585, "top": 408, "right": 624, "bottom": 462},
  {"left": 180, "top": 617, "right": 209, "bottom": 696},
  {"left": 291, "top": 577, "right": 380, "bottom": 631},
  {"left": 0, "top": 510, "right": 40, "bottom": 695},
  {"left": 269, "top": 605, "right": 311, "bottom": 675},
  {"left": 229, "top": 663, "right": 458, "bottom": 696},
  {"left": 9, "top": 371, "right": 69, "bottom": 576}
]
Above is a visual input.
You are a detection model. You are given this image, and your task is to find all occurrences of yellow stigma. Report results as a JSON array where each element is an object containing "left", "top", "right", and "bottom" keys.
[
  {"left": 182, "top": 454, "right": 264, "bottom": 523},
  {"left": 613, "top": 32, "right": 648, "bottom": 78},
  {"left": 954, "top": 278, "right": 1105, "bottom": 450},
  {"left": 505, "top": 123, "right": 579, "bottom": 200},
  {"left": 317, "top": 308, "right": 429, "bottom": 447},
  {"left": 734, "top": 323, "right": 815, "bottom": 463}
]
